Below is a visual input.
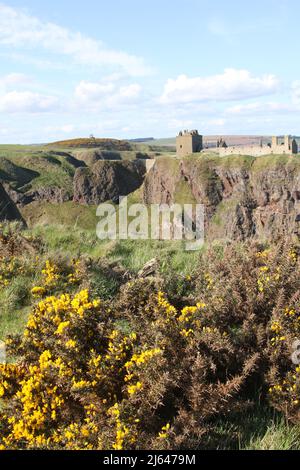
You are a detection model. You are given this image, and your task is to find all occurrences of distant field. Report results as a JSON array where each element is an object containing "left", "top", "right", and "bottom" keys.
[{"left": 143, "top": 137, "right": 176, "bottom": 147}]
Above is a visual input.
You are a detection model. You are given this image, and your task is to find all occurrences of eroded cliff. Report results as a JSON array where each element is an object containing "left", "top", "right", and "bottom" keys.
[
  {"left": 142, "top": 154, "right": 300, "bottom": 241},
  {"left": 73, "top": 160, "right": 146, "bottom": 204}
]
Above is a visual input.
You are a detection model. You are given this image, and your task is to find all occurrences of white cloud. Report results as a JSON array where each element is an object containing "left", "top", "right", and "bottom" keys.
[
  {"left": 0, "top": 52, "right": 72, "bottom": 71},
  {"left": 118, "top": 84, "right": 141, "bottom": 99},
  {"left": 208, "top": 118, "right": 226, "bottom": 126},
  {"left": 291, "top": 81, "right": 300, "bottom": 104},
  {"left": 0, "top": 3, "right": 150, "bottom": 76},
  {"left": 75, "top": 81, "right": 115, "bottom": 102},
  {"left": 0, "top": 73, "right": 30, "bottom": 87},
  {"left": 226, "top": 101, "right": 298, "bottom": 115},
  {"left": 167, "top": 119, "right": 194, "bottom": 130},
  {"left": 44, "top": 124, "right": 75, "bottom": 134},
  {"left": 160, "top": 69, "right": 280, "bottom": 104},
  {"left": 74, "top": 80, "right": 142, "bottom": 109},
  {"left": 60, "top": 124, "right": 74, "bottom": 133},
  {"left": 0, "top": 91, "right": 58, "bottom": 113},
  {"left": 0, "top": 73, "right": 32, "bottom": 96}
]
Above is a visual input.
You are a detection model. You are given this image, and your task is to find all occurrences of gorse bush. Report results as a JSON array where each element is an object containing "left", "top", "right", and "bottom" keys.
[{"left": 1, "top": 230, "right": 300, "bottom": 449}]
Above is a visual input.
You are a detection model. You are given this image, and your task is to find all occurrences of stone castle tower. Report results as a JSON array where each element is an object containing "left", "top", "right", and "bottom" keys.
[
  {"left": 176, "top": 130, "right": 203, "bottom": 157},
  {"left": 270, "top": 135, "right": 298, "bottom": 154}
]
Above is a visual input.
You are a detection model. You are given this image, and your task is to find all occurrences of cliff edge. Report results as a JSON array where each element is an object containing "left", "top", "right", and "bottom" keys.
[{"left": 143, "top": 154, "right": 300, "bottom": 241}]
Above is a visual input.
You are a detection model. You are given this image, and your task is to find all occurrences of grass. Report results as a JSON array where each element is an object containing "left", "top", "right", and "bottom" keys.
[
  {"left": 0, "top": 302, "right": 29, "bottom": 339},
  {"left": 45, "top": 137, "right": 132, "bottom": 151},
  {"left": 142, "top": 137, "right": 176, "bottom": 147},
  {"left": 210, "top": 198, "right": 240, "bottom": 230},
  {"left": 174, "top": 179, "right": 196, "bottom": 205},
  {"left": 26, "top": 223, "right": 201, "bottom": 274},
  {"left": 245, "top": 419, "right": 300, "bottom": 450},
  {"left": 28, "top": 224, "right": 106, "bottom": 258},
  {"left": 201, "top": 404, "right": 300, "bottom": 450},
  {"left": 0, "top": 158, "right": 39, "bottom": 187},
  {"left": 0, "top": 271, "right": 37, "bottom": 338},
  {"left": 108, "top": 239, "right": 201, "bottom": 273},
  {"left": 21, "top": 202, "right": 99, "bottom": 230},
  {"left": 251, "top": 153, "right": 300, "bottom": 172},
  {"left": 0, "top": 149, "right": 79, "bottom": 195}
]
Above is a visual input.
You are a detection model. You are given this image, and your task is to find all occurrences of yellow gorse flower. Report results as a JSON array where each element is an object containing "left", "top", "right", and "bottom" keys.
[{"left": 158, "top": 423, "right": 170, "bottom": 439}]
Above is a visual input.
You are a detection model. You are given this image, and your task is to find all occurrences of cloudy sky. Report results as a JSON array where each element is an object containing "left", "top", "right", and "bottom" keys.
[{"left": 0, "top": 0, "right": 300, "bottom": 143}]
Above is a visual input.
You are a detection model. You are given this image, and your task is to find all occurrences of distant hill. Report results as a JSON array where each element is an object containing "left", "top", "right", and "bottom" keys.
[
  {"left": 129, "top": 137, "right": 154, "bottom": 143},
  {"left": 143, "top": 138, "right": 176, "bottom": 147},
  {"left": 46, "top": 138, "right": 133, "bottom": 151}
]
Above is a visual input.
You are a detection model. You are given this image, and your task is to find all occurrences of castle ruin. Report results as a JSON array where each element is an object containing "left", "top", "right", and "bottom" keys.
[
  {"left": 219, "top": 135, "right": 298, "bottom": 157},
  {"left": 176, "top": 130, "right": 298, "bottom": 157},
  {"left": 176, "top": 130, "right": 203, "bottom": 157}
]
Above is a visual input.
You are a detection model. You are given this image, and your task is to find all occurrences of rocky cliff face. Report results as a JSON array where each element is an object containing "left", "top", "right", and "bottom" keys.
[
  {"left": 4, "top": 149, "right": 300, "bottom": 242},
  {"left": 72, "top": 149, "right": 122, "bottom": 167},
  {"left": 0, "top": 183, "right": 25, "bottom": 223},
  {"left": 5, "top": 184, "right": 71, "bottom": 206},
  {"left": 73, "top": 160, "right": 146, "bottom": 204},
  {"left": 142, "top": 155, "right": 300, "bottom": 241}
]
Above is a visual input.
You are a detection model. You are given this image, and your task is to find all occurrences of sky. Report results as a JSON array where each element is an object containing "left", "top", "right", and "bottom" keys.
[{"left": 0, "top": 0, "right": 300, "bottom": 143}]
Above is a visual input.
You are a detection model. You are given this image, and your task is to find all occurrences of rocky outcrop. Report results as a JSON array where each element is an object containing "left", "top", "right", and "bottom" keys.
[
  {"left": 71, "top": 150, "right": 153, "bottom": 167},
  {"left": 73, "top": 160, "right": 146, "bottom": 204},
  {"left": 25, "top": 187, "right": 71, "bottom": 204},
  {"left": 72, "top": 149, "right": 121, "bottom": 167},
  {"left": 0, "top": 183, "right": 25, "bottom": 223},
  {"left": 4, "top": 184, "right": 71, "bottom": 206},
  {"left": 142, "top": 155, "right": 300, "bottom": 242}
]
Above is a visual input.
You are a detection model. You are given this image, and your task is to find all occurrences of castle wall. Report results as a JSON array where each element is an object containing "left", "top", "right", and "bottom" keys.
[
  {"left": 176, "top": 132, "right": 203, "bottom": 157},
  {"left": 219, "top": 137, "right": 298, "bottom": 157},
  {"left": 219, "top": 146, "right": 272, "bottom": 157},
  {"left": 176, "top": 134, "right": 194, "bottom": 157},
  {"left": 219, "top": 145, "right": 296, "bottom": 157}
]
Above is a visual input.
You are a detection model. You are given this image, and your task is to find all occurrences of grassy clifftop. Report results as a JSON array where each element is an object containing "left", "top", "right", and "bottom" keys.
[{"left": 45, "top": 137, "right": 133, "bottom": 151}]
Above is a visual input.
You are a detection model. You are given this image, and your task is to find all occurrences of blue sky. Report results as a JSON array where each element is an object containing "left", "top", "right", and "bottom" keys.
[{"left": 0, "top": 0, "right": 300, "bottom": 143}]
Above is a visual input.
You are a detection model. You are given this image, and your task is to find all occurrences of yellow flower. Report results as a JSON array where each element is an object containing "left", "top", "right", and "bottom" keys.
[
  {"left": 55, "top": 321, "right": 70, "bottom": 335},
  {"left": 66, "top": 339, "right": 76, "bottom": 349},
  {"left": 31, "top": 286, "right": 46, "bottom": 298},
  {"left": 39, "top": 350, "right": 52, "bottom": 369},
  {"left": 127, "top": 381, "right": 143, "bottom": 395},
  {"left": 180, "top": 328, "right": 194, "bottom": 338},
  {"left": 72, "top": 379, "right": 89, "bottom": 390},
  {"left": 158, "top": 423, "right": 170, "bottom": 439}
]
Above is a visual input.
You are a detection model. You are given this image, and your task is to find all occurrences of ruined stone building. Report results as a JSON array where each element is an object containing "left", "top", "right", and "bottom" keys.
[
  {"left": 176, "top": 130, "right": 203, "bottom": 157},
  {"left": 176, "top": 131, "right": 298, "bottom": 158},
  {"left": 219, "top": 135, "right": 298, "bottom": 157},
  {"left": 217, "top": 138, "right": 227, "bottom": 148}
]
